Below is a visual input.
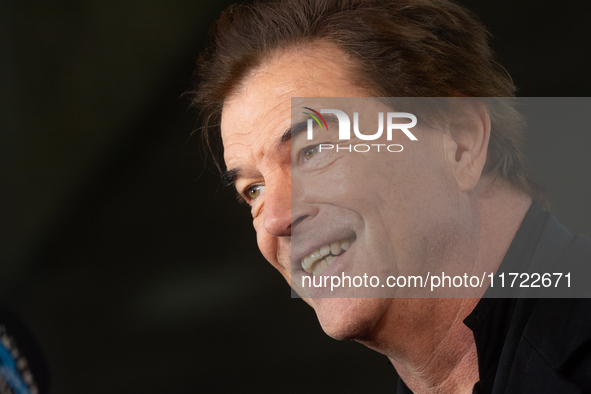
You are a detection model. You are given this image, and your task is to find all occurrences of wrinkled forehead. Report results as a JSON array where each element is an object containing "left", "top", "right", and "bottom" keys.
[
  {"left": 221, "top": 72, "right": 292, "bottom": 136},
  {"left": 220, "top": 44, "right": 371, "bottom": 165},
  {"left": 220, "top": 77, "right": 293, "bottom": 169}
]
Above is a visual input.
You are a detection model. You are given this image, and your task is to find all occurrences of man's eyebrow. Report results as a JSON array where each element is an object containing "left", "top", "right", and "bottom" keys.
[
  {"left": 278, "top": 121, "right": 307, "bottom": 146},
  {"left": 221, "top": 167, "right": 240, "bottom": 188},
  {"left": 278, "top": 114, "right": 339, "bottom": 147}
]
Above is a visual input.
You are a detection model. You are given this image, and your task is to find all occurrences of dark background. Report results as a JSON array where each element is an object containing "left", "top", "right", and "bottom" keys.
[{"left": 1, "top": 1, "right": 590, "bottom": 393}]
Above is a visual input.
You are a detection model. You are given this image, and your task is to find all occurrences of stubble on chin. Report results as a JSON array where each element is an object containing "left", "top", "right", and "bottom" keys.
[{"left": 311, "top": 297, "right": 391, "bottom": 342}]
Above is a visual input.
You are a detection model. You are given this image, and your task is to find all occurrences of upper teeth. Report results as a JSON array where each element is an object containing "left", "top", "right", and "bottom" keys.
[{"left": 301, "top": 238, "right": 353, "bottom": 276}]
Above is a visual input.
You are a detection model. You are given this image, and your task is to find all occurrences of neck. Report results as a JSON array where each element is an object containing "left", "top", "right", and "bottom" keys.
[
  {"left": 389, "top": 308, "right": 479, "bottom": 393},
  {"left": 360, "top": 179, "right": 532, "bottom": 393}
]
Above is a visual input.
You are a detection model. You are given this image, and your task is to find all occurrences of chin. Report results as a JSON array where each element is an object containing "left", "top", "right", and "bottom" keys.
[{"left": 311, "top": 297, "right": 389, "bottom": 341}]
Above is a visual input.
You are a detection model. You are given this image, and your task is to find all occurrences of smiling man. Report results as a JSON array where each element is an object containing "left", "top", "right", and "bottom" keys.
[{"left": 191, "top": 0, "right": 591, "bottom": 393}]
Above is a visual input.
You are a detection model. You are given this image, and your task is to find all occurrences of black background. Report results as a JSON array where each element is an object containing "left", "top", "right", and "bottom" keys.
[{"left": 1, "top": 1, "right": 590, "bottom": 392}]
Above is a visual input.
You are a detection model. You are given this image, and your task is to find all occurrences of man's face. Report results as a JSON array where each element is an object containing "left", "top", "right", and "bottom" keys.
[{"left": 221, "top": 45, "right": 472, "bottom": 341}]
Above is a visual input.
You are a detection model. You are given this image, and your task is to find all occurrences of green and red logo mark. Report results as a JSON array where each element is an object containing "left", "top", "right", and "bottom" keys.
[{"left": 302, "top": 107, "right": 329, "bottom": 132}]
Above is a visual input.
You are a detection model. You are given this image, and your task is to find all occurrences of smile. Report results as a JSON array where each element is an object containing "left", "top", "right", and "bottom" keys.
[{"left": 301, "top": 237, "right": 354, "bottom": 276}]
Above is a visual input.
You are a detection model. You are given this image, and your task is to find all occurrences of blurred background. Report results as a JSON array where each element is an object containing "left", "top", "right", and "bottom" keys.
[{"left": 0, "top": 0, "right": 590, "bottom": 392}]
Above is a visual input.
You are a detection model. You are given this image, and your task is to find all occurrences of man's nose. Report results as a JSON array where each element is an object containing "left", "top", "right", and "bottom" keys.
[
  {"left": 263, "top": 176, "right": 318, "bottom": 237},
  {"left": 263, "top": 178, "right": 292, "bottom": 237},
  {"left": 264, "top": 179, "right": 319, "bottom": 236}
]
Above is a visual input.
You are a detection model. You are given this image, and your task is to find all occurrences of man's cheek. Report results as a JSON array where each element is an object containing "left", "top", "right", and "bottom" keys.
[
  {"left": 254, "top": 223, "right": 281, "bottom": 268},
  {"left": 252, "top": 218, "right": 268, "bottom": 258},
  {"left": 258, "top": 236, "right": 291, "bottom": 282}
]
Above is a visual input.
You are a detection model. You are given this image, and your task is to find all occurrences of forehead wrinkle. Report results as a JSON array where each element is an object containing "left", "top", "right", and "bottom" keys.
[
  {"left": 224, "top": 102, "right": 292, "bottom": 176},
  {"left": 222, "top": 67, "right": 287, "bottom": 128},
  {"left": 223, "top": 44, "right": 371, "bottom": 176},
  {"left": 249, "top": 89, "right": 293, "bottom": 151},
  {"left": 222, "top": 99, "right": 279, "bottom": 160},
  {"left": 253, "top": 119, "right": 290, "bottom": 164}
]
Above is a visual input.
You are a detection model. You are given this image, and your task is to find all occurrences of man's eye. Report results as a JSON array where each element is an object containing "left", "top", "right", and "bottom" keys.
[
  {"left": 246, "top": 185, "right": 264, "bottom": 200},
  {"left": 303, "top": 145, "right": 318, "bottom": 161}
]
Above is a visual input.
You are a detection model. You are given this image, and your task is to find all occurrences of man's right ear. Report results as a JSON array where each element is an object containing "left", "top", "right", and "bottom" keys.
[{"left": 443, "top": 100, "right": 491, "bottom": 193}]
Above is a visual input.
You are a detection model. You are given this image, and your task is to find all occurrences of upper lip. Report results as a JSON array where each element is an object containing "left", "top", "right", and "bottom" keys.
[{"left": 291, "top": 230, "right": 356, "bottom": 265}]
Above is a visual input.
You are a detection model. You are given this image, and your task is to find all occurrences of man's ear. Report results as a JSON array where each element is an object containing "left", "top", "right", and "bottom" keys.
[{"left": 444, "top": 100, "right": 491, "bottom": 192}]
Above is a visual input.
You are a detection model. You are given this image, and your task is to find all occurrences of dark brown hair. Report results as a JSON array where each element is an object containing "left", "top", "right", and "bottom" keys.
[{"left": 190, "top": 0, "right": 548, "bottom": 208}]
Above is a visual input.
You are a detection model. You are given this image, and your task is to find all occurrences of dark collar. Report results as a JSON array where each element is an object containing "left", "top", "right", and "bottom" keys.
[{"left": 397, "top": 202, "right": 547, "bottom": 394}]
